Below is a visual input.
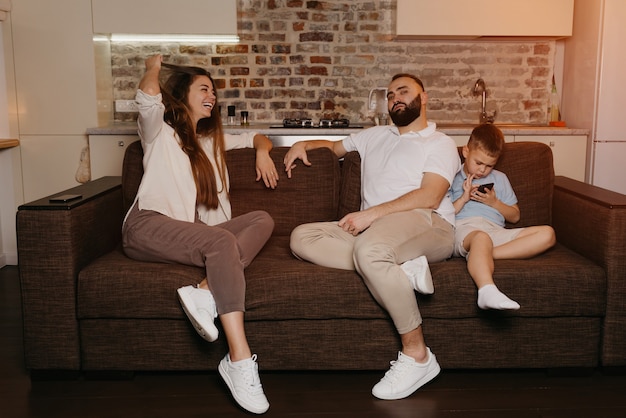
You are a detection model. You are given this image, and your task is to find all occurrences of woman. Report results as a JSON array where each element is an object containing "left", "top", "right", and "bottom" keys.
[{"left": 122, "top": 54, "right": 277, "bottom": 414}]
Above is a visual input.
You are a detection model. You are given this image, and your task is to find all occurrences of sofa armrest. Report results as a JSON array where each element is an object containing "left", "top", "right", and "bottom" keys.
[
  {"left": 552, "top": 176, "right": 626, "bottom": 367},
  {"left": 17, "top": 176, "right": 123, "bottom": 371}
]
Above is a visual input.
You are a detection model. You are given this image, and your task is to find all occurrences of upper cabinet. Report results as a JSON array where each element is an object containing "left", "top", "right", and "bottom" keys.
[
  {"left": 396, "top": 0, "right": 574, "bottom": 39},
  {"left": 91, "top": 0, "right": 237, "bottom": 35},
  {"left": 0, "top": 0, "right": 11, "bottom": 21},
  {"left": 11, "top": 0, "right": 98, "bottom": 135}
]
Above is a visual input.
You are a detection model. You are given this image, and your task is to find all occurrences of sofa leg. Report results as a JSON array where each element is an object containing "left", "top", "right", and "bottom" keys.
[
  {"left": 29, "top": 370, "right": 81, "bottom": 381},
  {"left": 83, "top": 370, "right": 135, "bottom": 380},
  {"left": 546, "top": 367, "right": 595, "bottom": 377},
  {"left": 600, "top": 366, "right": 626, "bottom": 376}
]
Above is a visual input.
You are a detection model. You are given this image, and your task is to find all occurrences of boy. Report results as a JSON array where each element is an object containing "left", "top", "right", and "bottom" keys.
[{"left": 450, "top": 124, "right": 556, "bottom": 310}]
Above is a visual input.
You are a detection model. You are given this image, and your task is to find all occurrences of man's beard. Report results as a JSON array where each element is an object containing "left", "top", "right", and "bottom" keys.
[{"left": 389, "top": 94, "right": 421, "bottom": 127}]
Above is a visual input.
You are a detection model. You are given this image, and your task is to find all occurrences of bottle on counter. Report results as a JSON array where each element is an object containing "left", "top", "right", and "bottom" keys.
[
  {"left": 227, "top": 105, "right": 236, "bottom": 125},
  {"left": 549, "top": 83, "right": 560, "bottom": 122},
  {"left": 548, "top": 82, "right": 566, "bottom": 126},
  {"left": 240, "top": 111, "right": 249, "bottom": 126}
]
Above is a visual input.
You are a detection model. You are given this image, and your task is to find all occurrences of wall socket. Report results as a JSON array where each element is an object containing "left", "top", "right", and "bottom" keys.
[{"left": 115, "top": 99, "right": 139, "bottom": 112}]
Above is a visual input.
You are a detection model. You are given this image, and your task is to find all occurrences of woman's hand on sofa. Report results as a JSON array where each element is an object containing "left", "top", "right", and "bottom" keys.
[{"left": 255, "top": 149, "right": 279, "bottom": 189}]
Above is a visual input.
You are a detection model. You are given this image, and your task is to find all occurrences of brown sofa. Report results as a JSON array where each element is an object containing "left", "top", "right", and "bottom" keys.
[{"left": 17, "top": 140, "right": 626, "bottom": 376}]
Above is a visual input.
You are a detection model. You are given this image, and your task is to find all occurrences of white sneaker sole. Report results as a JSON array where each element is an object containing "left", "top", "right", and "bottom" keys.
[
  {"left": 177, "top": 287, "right": 219, "bottom": 342},
  {"left": 218, "top": 359, "right": 270, "bottom": 414}
]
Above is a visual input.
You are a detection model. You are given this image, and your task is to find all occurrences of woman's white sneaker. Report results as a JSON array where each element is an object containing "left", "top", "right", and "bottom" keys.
[
  {"left": 176, "top": 285, "right": 219, "bottom": 342},
  {"left": 219, "top": 353, "right": 270, "bottom": 414},
  {"left": 372, "top": 349, "right": 441, "bottom": 400}
]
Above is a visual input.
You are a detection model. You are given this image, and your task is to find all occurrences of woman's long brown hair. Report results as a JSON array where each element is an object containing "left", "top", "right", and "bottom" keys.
[{"left": 160, "top": 62, "right": 227, "bottom": 209}]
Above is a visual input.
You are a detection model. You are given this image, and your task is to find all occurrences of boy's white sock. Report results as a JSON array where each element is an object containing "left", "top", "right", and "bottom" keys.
[{"left": 477, "top": 284, "right": 520, "bottom": 310}]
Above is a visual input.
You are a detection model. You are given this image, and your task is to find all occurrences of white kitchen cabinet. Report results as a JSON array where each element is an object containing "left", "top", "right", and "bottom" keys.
[
  {"left": 92, "top": 0, "right": 237, "bottom": 36},
  {"left": 9, "top": 0, "right": 99, "bottom": 201},
  {"left": 514, "top": 135, "right": 587, "bottom": 182},
  {"left": 11, "top": 0, "right": 97, "bottom": 135},
  {"left": 397, "top": 0, "right": 574, "bottom": 39},
  {"left": 89, "top": 135, "right": 139, "bottom": 179},
  {"left": 19, "top": 135, "right": 89, "bottom": 203},
  {"left": 449, "top": 136, "right": 469, "bottom": 147},
  {"left": 449, "top": 134, "right": 514, "bottom": 147}
]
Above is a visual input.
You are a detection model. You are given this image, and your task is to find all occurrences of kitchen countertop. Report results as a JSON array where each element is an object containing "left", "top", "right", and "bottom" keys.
[{"left": 87, "top": 122, "right": 589, "bottom": 136}]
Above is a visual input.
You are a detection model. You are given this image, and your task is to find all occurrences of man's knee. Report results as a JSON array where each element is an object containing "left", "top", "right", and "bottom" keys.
[
  {"left": 353, "top": 239, "right": 393, "bottom": 277},
  {"left": 289, "top": 223, "right": 308, "bottom": 256}
]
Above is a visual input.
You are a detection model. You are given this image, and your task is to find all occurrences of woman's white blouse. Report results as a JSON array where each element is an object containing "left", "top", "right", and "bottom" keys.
[{"left": 124, "top": 89, "right": 255, "bottom": 226}]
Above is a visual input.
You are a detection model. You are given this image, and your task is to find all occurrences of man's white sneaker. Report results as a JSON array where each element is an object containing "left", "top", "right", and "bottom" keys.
[
  {"left": 401, "top": 255, "right": 434, "bottom": 295},
  {"left": 219, "top": 353, "right": 270, "bottom": 414},
  {"left": 176, "top": 285, "right": 219, "bottom": 342},
  {"left": 372, "top": 349, "right": 441, "bottom": 400}
]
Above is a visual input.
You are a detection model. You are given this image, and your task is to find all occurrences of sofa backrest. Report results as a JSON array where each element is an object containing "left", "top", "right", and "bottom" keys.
[
  {"left": 121, "top": 141, "right": 341, "bottom": 236},
  {"left": 226, "top": 147, "right": 341, "bottom": 236},
  {"left": 122, "top": 139, "right": 554, "bottom": 234},
  {"left": 338, "top": 141, "right": 555, "bottom": 227},
  {"left": 488, "top": 141, "right": 554, "bottom": 226},
  {"left": 121, "top": 140, "right": 144, "bottom": 214}
]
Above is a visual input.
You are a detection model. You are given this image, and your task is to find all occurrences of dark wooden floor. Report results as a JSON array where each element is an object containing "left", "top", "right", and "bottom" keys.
[{"left": 2, "top": 265, "right": 626, "bottom": 417}]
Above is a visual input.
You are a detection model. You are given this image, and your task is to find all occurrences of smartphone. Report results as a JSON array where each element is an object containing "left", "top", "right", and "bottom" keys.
[
  {"left": 477, "top": 183, "right": 494, "bottom": 193},
  {"left": 49, "top": 194, "right": 82, "bottom": 203}
]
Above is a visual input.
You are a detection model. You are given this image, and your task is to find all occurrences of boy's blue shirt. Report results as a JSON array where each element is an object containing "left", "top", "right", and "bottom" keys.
[{"left": 450, "top": 165, "right": 518, "bottom": 227}]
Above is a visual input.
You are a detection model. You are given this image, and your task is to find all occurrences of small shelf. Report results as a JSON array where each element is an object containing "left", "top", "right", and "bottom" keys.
[{"left": 0, "top": 139, "right": 19, "bottom": 150}]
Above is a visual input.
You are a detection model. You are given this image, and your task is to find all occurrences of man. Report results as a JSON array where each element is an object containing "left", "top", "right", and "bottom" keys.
[{"left": 283, "top": 74, "right": 461, "bottom": 400}]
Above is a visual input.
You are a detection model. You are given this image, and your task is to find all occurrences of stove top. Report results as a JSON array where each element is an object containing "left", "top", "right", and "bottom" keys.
[{"left": 270, "top": 118, "right": 364, "bottom": 129}]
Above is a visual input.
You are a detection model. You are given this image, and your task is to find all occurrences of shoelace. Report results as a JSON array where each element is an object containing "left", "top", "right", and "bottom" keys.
[
  {"left": 235, "top": 355, "right": 264, "bottom": 395},
  {"left": 383, "top": 355, "right": 413, "bottom": 383}
]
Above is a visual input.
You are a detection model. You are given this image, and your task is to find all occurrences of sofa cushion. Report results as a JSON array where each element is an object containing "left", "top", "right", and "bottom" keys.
[
  {"left": 78, "top": 242, "right": 605, "bottom": 323},
  {"left": 422, "top": 244, "right": 606, "bottom": 318},
  {"left": 77, "top": 238, "right": 387, "bottom": 321},
  {"left": 489, "top": 141, "right": 554, "bottom": 227},
  {"left": 77, "top": 247, "right": 205, "bottom": 320},
  {"left": 121, "top": 141, "right": 341, "bottom": 237},
  {"left": 228, "top": 147, "right": 340, "bottom": 236},
  {"left": 338, "top": 141, "right": 554, "bottom": 228}
]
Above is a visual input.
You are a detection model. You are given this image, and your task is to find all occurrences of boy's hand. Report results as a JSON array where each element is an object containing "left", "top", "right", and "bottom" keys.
[
  {"left": 460, "top": 174, "right": 475, "bottom": 204},
  {"left": 471, "top": 184, "right": 498, "bottom": 206}
]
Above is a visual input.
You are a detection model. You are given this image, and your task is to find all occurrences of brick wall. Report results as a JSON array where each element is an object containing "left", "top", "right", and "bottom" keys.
[{"left": 109, "top": 0, "right": 556, "bottom": 125}]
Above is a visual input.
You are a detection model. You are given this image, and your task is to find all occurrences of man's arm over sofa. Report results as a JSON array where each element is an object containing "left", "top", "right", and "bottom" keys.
[
  {"left": 17, "top": 177, "right": 123, "bottom": 372},
  {"left": 552, "top": 176, "right": 626, "bottom": 368}
]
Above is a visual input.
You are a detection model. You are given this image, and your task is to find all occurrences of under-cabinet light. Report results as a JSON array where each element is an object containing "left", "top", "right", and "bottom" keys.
[{"left": 94, "top": 34, "right": 240, "bottom": 43}]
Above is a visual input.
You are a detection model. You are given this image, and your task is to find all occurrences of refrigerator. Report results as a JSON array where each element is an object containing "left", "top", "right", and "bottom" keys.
[{"left": 561, "top": 0, "right": 626, "bottom": 195}]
